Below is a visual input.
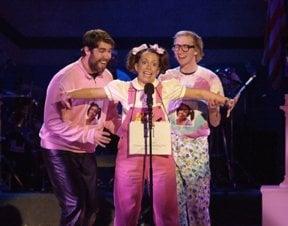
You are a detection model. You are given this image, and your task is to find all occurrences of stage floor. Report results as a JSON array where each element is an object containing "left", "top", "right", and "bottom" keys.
[{"left": 0, "top": 187, "right": 261, "bottom": 226}]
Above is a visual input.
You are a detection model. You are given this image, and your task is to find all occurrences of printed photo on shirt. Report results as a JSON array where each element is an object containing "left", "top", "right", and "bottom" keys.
[
  {"left": 169, "top": 100, "right": 209, "bottom": 138},
  {"left": 175, "top": 103, "right": 194, "bottom": 125},
  {"left": 86, "top": 102, "right": 101, "bottom": 125}
]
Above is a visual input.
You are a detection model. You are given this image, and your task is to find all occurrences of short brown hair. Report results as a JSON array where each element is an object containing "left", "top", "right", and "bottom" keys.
[{"left": 81, "top": 29, "right": 115, "bottom": 55}]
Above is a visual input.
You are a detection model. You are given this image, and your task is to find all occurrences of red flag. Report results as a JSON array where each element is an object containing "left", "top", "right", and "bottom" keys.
[{"left": 262, "top": 0, "right": 288, "bottom": 89}]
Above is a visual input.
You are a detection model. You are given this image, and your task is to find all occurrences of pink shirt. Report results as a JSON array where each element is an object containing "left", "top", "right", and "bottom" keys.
[{"left": 39, "top": 59, "right": 116, "bottom": 153}]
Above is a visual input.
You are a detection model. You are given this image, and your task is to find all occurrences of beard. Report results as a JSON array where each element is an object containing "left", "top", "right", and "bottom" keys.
[{"left": 88, "top": 56, "right": 107, "bottom": 76}]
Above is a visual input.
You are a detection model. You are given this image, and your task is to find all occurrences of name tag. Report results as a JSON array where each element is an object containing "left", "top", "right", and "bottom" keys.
[{"left": 129, "top": 121, "right": 172, "bottom": 155}]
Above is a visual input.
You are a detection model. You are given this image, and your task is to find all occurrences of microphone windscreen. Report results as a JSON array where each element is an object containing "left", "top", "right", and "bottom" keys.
[{"left": 144, "top": 83, "right": 154, "bottom": 95}]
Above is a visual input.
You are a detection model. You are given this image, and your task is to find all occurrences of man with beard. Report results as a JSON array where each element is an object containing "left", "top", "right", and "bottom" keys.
[{"left": 39, "top": 29, "right": 120, "bottom": 226}]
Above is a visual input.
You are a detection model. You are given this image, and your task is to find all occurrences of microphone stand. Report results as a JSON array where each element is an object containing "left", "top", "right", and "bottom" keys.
[
  {"left": 147, "top": 102, "right": 154, "bottom": 226},
  {"left": 143, "top": 83, "right": 155, "bottom": 225},
  {"left": 223, "top": 74, "right": 257, "bottom": 188}
]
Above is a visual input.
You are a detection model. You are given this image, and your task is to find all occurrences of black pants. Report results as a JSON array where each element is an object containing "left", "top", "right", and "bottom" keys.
[{"left": 42, "top": 149, "right": 98, "bottom": 226}]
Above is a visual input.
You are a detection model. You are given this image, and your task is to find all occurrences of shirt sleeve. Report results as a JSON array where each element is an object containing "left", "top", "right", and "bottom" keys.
[
  {"left": 104, "top": 80, "right": 128, "bottom": 103},
  {"left": 162, "top": 78, "right": 186, "bottom": 100},
  {"left": 210, "top": 75, "right": 224, "bottom": 96},
  {"left": 158, "top": 69, "right": 177, "bottom": 81}
]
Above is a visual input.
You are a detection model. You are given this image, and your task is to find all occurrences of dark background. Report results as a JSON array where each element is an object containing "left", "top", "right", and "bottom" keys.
[{"left": 0, "top": 0, "right": 287, "bottom": 191}]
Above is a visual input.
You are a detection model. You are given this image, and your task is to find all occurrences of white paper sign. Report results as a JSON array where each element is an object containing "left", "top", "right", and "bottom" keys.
[{"left": 129, "top": 121, "right": 172, "bottom": 155}]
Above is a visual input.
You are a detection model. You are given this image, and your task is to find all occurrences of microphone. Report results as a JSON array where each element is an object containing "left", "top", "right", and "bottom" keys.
[{"left": 144, "top": 83, "right": 154, "bottom": 107}]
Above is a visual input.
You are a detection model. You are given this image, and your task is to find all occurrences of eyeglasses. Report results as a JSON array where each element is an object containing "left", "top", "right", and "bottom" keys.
[{"left": 172, "top": 44, "right": 195, "bottom": 52}]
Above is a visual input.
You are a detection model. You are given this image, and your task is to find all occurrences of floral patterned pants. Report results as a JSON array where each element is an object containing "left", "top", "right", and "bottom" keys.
[{"left": 172, "top": 135, "right": 211, "bottom": 226}]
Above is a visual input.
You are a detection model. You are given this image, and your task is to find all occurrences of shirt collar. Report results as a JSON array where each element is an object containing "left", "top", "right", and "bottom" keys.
[
  {"left": 77, "top": 58, "right": 104, "bottom": 80},
  {"left": 131, "top": 78, "right": 159, "bottom": 90}
]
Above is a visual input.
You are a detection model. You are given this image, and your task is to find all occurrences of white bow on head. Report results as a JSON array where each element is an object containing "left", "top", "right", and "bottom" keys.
[
  {"left": 132, "top": 43, "right": 165, "bottom": 55},
  {"left": 132, "top": 44, "right": 148, "bottom": 55},
  {"left": 149, "top": 44, "right": 165, "bottom": 54}
]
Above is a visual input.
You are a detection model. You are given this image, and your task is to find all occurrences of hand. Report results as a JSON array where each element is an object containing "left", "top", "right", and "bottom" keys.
[
  {"left": 226, "top": 97, "right": 238, "bottom": 117},
  {"left": 207, "top": 91, "right": 222, "bottom": 111},
  {"left": 60, "top": 91, "right": 72, "bottom": 109},
  {"left": 103, "top": 121, "right": 115, "bottom": 134},
  {"left": 208, "top": 100, "right": 221, "bottom": 127},
  {"left": 206, "top": 91, "right": 227, "bottom": 107},
  {"left": 207, "top": 96, "right": 225, "bottom": 108},
  {"left": 94, "top": 129, "right": 111, "bottom": 147},
  {"left": 208, "top": 99, "right": 220, "bottom": 110}
]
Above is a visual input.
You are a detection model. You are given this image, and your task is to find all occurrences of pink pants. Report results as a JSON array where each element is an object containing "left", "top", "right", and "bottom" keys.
[
  {"left": 113, "top": 85, "right": 179, "bottom": 226},
  {"left": 113, "top": 137, "right": 179, "bottom": 226}
]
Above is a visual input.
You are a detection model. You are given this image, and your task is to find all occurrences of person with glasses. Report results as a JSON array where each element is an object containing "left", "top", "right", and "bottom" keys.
[
  {"left": 39, "top": 29, "right": 120, "bottom": 226},
  {"left": 159, "top": 30, "right": 224, "bottom": 226}
]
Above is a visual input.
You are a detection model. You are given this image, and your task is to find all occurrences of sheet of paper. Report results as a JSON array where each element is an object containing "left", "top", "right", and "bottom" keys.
[{"left": 129, "top": 121, "right": 171, "bottom": 155}]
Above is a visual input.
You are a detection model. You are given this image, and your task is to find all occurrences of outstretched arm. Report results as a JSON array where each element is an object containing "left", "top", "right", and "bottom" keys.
[
  {"left": 61, "top": 88, "right": 108, "bottom": 109},
  {"left": 68, "top": 87, "right": 108, "bottom": 99},
  {"left": 184, "top": 88, "right": 228, "bottom": 105},
  {"left": 184, "top": 88, "right": 235, "bottom": 117}
]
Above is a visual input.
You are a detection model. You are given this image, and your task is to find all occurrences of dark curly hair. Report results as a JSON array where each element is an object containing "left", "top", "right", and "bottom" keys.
[{"left": 126, "top": 44, "right": 170, "bottom": 75}]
